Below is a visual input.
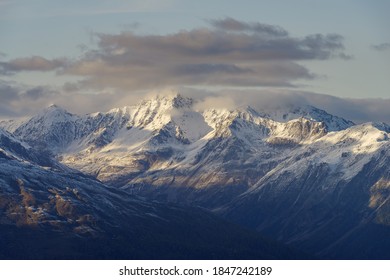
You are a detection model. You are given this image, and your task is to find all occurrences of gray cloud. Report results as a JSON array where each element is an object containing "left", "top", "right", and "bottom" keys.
[
  {"left": 371, "top": 43, "right": 390, "bottom": 51},
  {"left": 0, "top": 56, "right": 67, "bottom": 75},
  {"left": 0, "top": 18, "right": 350, "bottom": 94},
  {"left": 0, "top": 86, "right": 23, "bottom": 118},
  {"left": 0, "top": 81, "right": 55, "bottom": 118},
  {"left": 0, "top": 81, "right": 20, "bottom": 117},
  {"left": 94, "top": 28, "right": 347, "bottom": 61},
  {"left": 24, "top": 86, "right": 53, "bottom": 100},
  {"left": 208, "top": 17, "right": 289, "bottom": 37},
  {"left": 63, "top": 19, "right": 348, "bottom": 90}
]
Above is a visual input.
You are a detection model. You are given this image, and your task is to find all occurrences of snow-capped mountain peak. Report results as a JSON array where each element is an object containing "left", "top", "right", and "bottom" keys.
[
  {"left": 136, "top": 93, "right": 193, "bottom": 111},
  {"left": 263, "top": 104, "right": 354, "bottom": 131},
  {"left": 171, "top": 93, "right": 194, "bottom": 109},
  {"left": 11, "top": 104, "right": 79, "bottom": 152},
  {"left": 1, "top": 93, "right": 386, "bottom": 186},
  {"left": 38, "top": 104, "right": 76, "bottom": 123},
  {"left": 1, "top": 93, "right": 389, "bottom": 260}
]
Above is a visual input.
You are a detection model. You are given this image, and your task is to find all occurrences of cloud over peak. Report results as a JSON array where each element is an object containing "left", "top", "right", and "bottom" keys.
[{"left": 1, "top": 81, "right": 389, "bottom": 126}]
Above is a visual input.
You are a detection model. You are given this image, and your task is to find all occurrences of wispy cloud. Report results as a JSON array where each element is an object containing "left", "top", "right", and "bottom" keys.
[
  {"left": 371, "top": 43, "right": 390, "bottom": 51},
  {"left": 0, "top": 56, "right": 67, "bottom": 75}
]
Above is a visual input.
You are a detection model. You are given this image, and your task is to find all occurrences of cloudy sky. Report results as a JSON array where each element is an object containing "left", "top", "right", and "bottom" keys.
[{"left": 0, "top": 0, "right": 389, "bottom": 123}]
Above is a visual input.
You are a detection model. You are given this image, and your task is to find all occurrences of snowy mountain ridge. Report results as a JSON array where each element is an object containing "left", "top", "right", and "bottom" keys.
[
  {"left": 1, "top": 92, "right": 390, "bottom": 259},
  {"left": 0, "top": 93, "right": 385, "bottom": 185}
]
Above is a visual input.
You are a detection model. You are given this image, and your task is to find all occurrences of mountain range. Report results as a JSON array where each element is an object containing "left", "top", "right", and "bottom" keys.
[{"left": 1, "top": 93, "right": 389, "bottom": 259}]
